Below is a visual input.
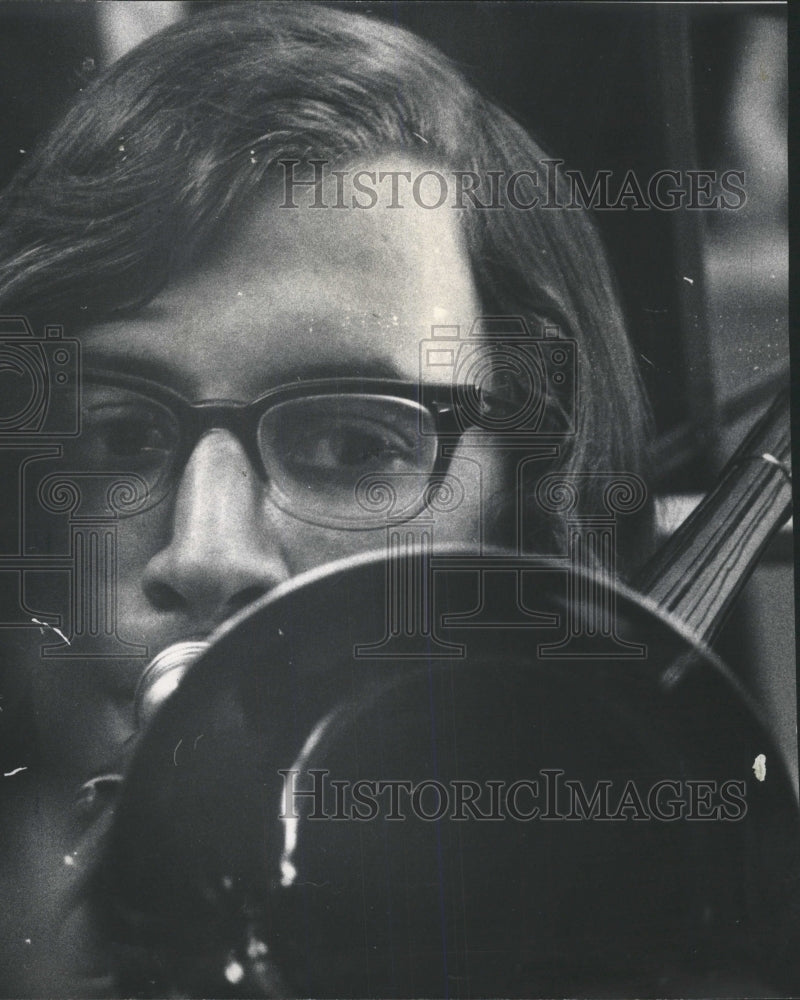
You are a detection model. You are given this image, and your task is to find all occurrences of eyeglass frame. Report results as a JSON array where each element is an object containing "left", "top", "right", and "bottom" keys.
[{"left": 71, "top": 368, "right": 487, "bottom": 529}]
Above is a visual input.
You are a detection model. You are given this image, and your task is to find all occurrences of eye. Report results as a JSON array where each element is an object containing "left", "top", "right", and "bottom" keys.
[
  {"left": 70, "top": 387, "right": 178, "bottom": 475},
  {"left": 284, "top": 417, "right": 414, "bottom": 478},
  {"left": 89, "top": 411, "right": 172, "bottom": 464},
  {"left": 258, "top": 393, "right": 438, "bottom": 504}
]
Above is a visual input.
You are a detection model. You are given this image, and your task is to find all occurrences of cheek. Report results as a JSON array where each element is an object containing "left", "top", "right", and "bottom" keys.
[
  {"left": 261, "top": 447, "right": 501, "bottom": 574},
  {"left": 113, "top": 501, "right": 394, "bottom": 585},
  {"left": 426, "top": 444, "right": 505, "bottom": 550},
  {"left": 279, "top": 520, "right": 389, "bottom": 574}
]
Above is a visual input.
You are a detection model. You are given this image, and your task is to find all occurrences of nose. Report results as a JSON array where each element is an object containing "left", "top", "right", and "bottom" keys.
[{"left": 141, "top": 429, "right": 291, "bottom": 625}]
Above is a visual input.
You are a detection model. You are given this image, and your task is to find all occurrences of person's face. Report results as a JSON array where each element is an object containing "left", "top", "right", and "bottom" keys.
[{"left": 26, "top": 162, "right": 503, "bottom": 784}]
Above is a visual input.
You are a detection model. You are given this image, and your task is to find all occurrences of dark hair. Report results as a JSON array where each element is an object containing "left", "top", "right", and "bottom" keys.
[{"left": 0, "top": 1, "right": 653, "bottom": 568}]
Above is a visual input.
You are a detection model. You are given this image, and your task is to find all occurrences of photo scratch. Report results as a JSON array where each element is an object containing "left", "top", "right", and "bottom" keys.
[{"left": 30, "top": 618, "right": 71, "bottom": 645}]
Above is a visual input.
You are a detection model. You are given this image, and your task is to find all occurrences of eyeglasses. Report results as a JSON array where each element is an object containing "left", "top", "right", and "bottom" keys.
[{"left": 55, "top": 371, "right": 492, "bottom": 529}]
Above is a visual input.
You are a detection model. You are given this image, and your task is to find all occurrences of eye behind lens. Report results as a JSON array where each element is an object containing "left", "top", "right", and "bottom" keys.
[
  {"left": 257, "top": 393, "right": 439, "bottom": 528},
  {"left": 34, "top": 382, "right": 181, "bottom": 518}
]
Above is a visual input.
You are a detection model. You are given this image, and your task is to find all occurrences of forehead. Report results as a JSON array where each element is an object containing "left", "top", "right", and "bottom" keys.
[{"left": 81, "top": 163, "right": 480, "bottom": 398}]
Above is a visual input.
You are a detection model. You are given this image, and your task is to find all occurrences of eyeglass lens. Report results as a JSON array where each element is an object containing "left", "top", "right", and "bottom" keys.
[{"left": 53, "top": 383, "right": 440, "bottom": 526}]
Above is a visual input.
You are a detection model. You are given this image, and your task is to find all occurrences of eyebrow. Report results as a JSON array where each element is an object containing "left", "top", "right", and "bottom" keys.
[
  {"left": 83, "top": 351, "right": 188, "bottom": 386},
  {"left": 82, "top": 351, "right": 406, "bottom": 390},
  {"left": 274, "top": 361, "right": 406, "bottom": 382}
]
